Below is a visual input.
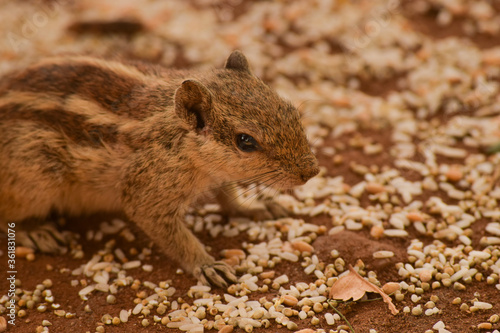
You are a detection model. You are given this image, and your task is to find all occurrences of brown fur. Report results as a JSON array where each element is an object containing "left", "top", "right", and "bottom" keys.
[{"left": 0, "top": 51, "right": 319, "bottom": 287}]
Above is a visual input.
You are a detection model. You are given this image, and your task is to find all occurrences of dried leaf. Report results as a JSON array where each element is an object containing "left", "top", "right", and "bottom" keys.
[{"left": 329, "top": 265, "right": 399, "bottom": 315}]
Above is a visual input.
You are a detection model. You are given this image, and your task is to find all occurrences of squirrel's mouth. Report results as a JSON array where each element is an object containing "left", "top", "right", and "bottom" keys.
[{"left": 263, "top": 172, "right": 316, "bottom": 190}]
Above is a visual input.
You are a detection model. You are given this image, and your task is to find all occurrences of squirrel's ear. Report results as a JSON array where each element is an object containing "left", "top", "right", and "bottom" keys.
[
  {"left": 174, "top": 80, "right": 213, "bottom": 132},
  {"left": 225, "top": 50, "right": 251, "bottom": 74}
]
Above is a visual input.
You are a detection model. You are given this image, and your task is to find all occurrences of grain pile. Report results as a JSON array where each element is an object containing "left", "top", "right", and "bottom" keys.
[{"left": 0, "top": 0, "right": 500, "bottom": 332}]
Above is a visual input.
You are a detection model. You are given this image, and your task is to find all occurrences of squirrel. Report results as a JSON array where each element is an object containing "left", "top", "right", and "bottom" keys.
[{"left": 0, "top": 51, "right": 319, "bottom": 287}]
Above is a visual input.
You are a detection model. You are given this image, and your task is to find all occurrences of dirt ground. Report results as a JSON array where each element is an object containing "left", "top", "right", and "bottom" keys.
[{"left": 1, "top": 1, "right": 500, "bottom": 333}]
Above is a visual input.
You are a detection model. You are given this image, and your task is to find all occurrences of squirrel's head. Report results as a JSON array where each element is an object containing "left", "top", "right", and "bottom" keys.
[{"left": 174, "top": 51, "right": 319, "bottom": 189}]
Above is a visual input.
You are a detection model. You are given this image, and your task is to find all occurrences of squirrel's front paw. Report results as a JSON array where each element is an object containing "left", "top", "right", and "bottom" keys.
[
  {"left": 193, "top": 261, "right": 238, "bottom": 288},
  {"left": 17, "top": 223, "right": 69, "bottom": 254}
]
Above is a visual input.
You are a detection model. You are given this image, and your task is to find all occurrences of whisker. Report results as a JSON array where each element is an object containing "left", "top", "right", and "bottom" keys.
[
  {"left": 189, "top": 168, "right": 278, "bottom": 200},
  {"left": 231, "top": 172, "right": 280, "bottom": 202},
  {"left": 239, "top": 173, "right": 284, "bottom": 209}
]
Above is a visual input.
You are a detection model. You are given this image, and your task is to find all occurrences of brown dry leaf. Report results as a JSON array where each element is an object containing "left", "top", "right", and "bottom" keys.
[{"left": 329, "top": 265, "right": 399, "bottom": 315}]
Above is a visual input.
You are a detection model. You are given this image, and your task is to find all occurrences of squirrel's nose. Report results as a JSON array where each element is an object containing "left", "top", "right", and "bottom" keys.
[{"left": 300, "top": 164, "right": 320, "bottom": 182}]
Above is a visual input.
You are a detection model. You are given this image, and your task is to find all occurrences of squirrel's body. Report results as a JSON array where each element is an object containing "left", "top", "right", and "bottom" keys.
[{"left": 0, "top": 52, "right": 319, "bottom": 286}]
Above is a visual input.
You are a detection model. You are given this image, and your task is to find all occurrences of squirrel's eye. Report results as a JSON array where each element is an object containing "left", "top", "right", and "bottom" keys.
[{"left": 236, "top": 133, "right": 259, "bottom": 152}]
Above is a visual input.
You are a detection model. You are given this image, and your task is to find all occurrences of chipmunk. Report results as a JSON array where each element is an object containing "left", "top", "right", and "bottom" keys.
[{"left": 0, "top": 51, "right": 319, "bottom": 287}]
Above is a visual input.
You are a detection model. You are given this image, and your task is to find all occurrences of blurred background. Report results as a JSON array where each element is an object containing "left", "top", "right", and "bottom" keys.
[{"left": 2, "top": 0, "right": 499, "bottom": 147}]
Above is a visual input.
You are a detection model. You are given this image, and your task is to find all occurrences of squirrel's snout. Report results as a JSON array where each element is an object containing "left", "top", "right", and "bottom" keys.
[{"left": 299, "top": 163, "right": 320, "bottom": 182}]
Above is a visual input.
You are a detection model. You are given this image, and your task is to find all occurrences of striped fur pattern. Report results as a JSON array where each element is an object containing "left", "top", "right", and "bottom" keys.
[{"left": 0, "top": 51, "right": 319, "bottom": 286}]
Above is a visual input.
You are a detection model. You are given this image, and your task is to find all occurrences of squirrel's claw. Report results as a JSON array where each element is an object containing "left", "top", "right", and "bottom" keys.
[
  {"left": 17, "top": 223, "right": 68, "bottom": 254},
  {"left": 195, "top": 261, "right": 238, "bottom": 288},
  {"left": 243, "top": 200, "right": 290, "bottom": 221},
  {"left": 264, "top": 200, "right": 289, "bottom": 219}
]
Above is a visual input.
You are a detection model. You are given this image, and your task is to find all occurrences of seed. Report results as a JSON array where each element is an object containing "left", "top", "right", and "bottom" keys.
[
  {"left": 419, "top": 270, "right": 432, "bottom": 282},
  {"left": 123, "top": 260, "right": 141, "bottom": 270},
  {"left": 384, "top": 229, "right": 408, "bottom": 237},
  {"left": 26, "top": 253, "right": 36, "bottom": 261},
  {"left": 102, "top": 314, "right": 112, "bottom": 324},
  {"left": 452, "top": 297, "right": 461, "bottom": 305},
  {"left": 313, "top": 302, "right": 323, "bottom": 313},
  {"left": 407, "top": 212, "right": 424, "bottom": 222},
  {"left": 106, "top": 295, "right": 116, "bottom": 304},
  {"left": 287, "top": 321, "right": 298, "bottom": 330},
  {"left": 244, "top": 324, "right": 253, "bottom": 332},
  {"left": 96, "top": 326, "right": 105, "bottom": 333},
  {"left": 425, "top": 301, "right": 435, "bottom": 309},
  {"left": 218, "top": 325, "right": 234, "bottom": 333},
  {"left": 42, "top": 279, "right": 53, "bottom": 288},
  {"left": 489, "top": 314, "right": 500, "bottom": 323},
  {"left": 141, "top": 319, "right": 150, "bottom": 327},
  {"left": 18, "top": 310, "right": 26, "bottom": 317},
  {"left": 0, "top": 317, "right": 6, "bottom": 332},
  {"left": 274, "top": 274, "right": 289, "bottom": 285},
  {"left": 37, "top": 305, "right": 47, "bottom": 312},
  {"left": 373, "top": 251, "right": 394, "bottom": 259},
  {"left": 282, "top": 295, "right": 298, "bottom": 307},
  {"left": 119, "top": 309, "right": 129, "bottom": 323},
  {"left": 453, "top": 282, "right": 466, "bottom": 291},
  {"left": 42, "top": 320, "right": 52, "bottom": 326},
  {"left": 221, "top": 249, "right": 246, "bottom": 259},
  {"left": 195, "top": 308, "right": 206, "bottom": 319},
  {"left": 370, "top": 225, "right": 385, "bottom": 239},
  {"left": 460, "top": 303, "right": 469, "bottom": 312},
  {"left": 412, "top": 306, "right": 422, "bottom": 316},
  {"left": 54, "top": 309, "right": 66, "bottom": 317},
  {"left": 259, "top": 271, "right": 275, "bottom": 280},
  {"left": 477, "top": 323, "right": 492, "bottom": 330},
  {"left": 411, "top": 294, "right": 421, "bottom": 303},
  {"left": 325, "top": 313, "right": 335, "bottom": 325},
  {"left": 446, "top": 165, "right": 463, "bottom": 182},
  {"left": 382, "top": 282, "right": 400, "bottom": 294},
  {"left": 295, "top": 330, "right": 315, "bottom": 333},
  {"left": 16, "top": 246, "right": 34, "bottom": 258},
  {"left": 291, "top": 240, "right": 314, "bottom": 253},
  {"left": 473, "top": 301, "right": 493, "bottom": 310},
  {"left": 283, "top": 308, "right": 294, "bottom": 317},
  {"left": 311, "top": 316, "right": 320, "bottom": 325},
  {"left": 366, "top": 182, "right": 386, "bottom": 194},
  {"left": 112, "top": 317, "right": 120, "bottom": 325}
]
